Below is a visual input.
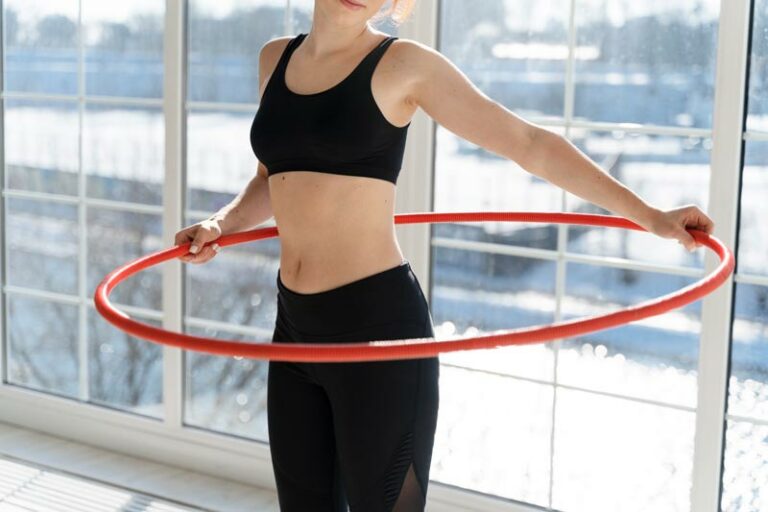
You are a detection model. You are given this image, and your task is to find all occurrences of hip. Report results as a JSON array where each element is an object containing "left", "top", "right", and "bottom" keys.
[{"left": 274, "top": 259, "right": 434, "bottom": 342}]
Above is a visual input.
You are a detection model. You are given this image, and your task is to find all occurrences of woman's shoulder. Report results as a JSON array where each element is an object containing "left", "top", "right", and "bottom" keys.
[
  {"left": 260, "top": 34, "right": 297, "bottom": 61},
  {"left": 258, "top": 35, "right": 301, "bottom": 77},
  {"left": 385, "top": 36, "right": 450, "bottom": 95},
  {"left": 388, "top": 36, "right": 448, "bottom": 73}
]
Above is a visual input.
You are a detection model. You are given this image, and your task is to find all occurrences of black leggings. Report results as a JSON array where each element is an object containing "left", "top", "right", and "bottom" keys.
[{"left": 268, "top": 260, "right": 440, "bottom": 512}]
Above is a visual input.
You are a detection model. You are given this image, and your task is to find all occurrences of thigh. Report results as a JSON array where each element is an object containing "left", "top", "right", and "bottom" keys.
[
  {"left": 268, "top": 332, "right": 347, "bottom": 510},
  {"left": 317, "top": 322, "right": 441, "bottom": 511}
]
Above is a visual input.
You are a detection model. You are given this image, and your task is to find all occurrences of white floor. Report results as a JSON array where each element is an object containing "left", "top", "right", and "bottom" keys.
[
  {"left": 0, "top": 422, "right": 488, "bottom": 512},
  {"left": 0, "top": 422, "right": 280, "bottom": 512},
  {"left": 0, "top": 455, "right": 207, "bottom": 511}
]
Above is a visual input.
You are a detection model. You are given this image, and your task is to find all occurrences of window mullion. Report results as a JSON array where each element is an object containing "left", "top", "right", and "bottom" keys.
[
  {"left": 0, "top": 0, "right": 6, "bottom": 388},
  {"left": 690, "top": 0, "right": 751, "bottom": 510},
  {"left": 395, "top": 0, "right": 439, "bottom": 298},
  {"left": 162, "top": 0, "right": 186, "bottom": 429},
  {"left": 77, "top": 0, "right": 88, "bottom": 402}
]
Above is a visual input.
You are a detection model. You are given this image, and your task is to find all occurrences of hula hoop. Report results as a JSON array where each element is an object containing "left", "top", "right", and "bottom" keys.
[{"left": 94, "top": 211, "right": 734, "bottom": 362}]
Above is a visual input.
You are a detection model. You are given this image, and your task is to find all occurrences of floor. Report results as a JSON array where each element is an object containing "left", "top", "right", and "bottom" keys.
[
  {"left": 0, "top": 421, "right": 484, "bottom": 512},
  {"left": 0, "top": 422, "right": 280, "bottom": 512}
]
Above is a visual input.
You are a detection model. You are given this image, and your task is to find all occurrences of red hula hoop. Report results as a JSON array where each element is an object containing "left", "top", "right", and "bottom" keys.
[{"left": 94, "top": 211, "right": 734, "bottom": 362}]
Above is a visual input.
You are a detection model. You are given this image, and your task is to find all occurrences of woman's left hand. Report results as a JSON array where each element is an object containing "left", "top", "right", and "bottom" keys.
[{"left": 642, "top": 204, "right": 715, "bottom": 252}]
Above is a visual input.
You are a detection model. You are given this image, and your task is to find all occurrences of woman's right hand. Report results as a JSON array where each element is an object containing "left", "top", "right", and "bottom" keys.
[{"left": 174, "top": 218, "right": 223, "bottom": 264}]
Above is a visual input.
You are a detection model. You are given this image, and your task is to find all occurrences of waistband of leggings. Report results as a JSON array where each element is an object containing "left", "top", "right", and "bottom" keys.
[
  {"left": 276, "top": 259, "right": 411, "bottom": 302},
  {"left": 275, "top": 259, "right": 432, "bottom": 338}
]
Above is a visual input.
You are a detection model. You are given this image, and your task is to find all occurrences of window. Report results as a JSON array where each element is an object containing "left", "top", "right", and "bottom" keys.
[
  {"left": 430, "top": 0, "right": 719, "bottom": 509},
  {"left": 722, "top": 1, "right": 768, "bottom": 509},
  {"left": 4, "top": 0, "right": 165, "bottom": 416}
]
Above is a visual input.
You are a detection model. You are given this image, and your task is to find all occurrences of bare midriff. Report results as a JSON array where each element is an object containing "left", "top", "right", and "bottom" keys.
[{"left": 268, "top": 170, "right": 405, "bottom": 294}]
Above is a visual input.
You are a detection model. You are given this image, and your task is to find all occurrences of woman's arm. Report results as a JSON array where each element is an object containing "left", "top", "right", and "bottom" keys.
[
  {"left": 207, "top": 162, "right": 273, "bottom": 236},
  {"left": 520, "top": 128, "right": 660, "bottom": 231},
  {"left": 404, "top": 41, "right": 714, "bottom": 251}
]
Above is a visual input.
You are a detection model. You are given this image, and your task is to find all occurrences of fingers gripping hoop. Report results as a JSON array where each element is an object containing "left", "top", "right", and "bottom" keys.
[{"left": 94, "top": 212, "right": 734, "bottom": 363}]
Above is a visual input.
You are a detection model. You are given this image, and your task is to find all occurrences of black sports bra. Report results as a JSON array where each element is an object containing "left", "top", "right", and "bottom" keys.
[{"left": 249, "top": 33, "right": 410, "bottom": 186}]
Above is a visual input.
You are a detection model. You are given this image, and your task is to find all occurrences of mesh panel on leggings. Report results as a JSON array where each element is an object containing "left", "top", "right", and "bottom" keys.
[{"left": 383, "top": 430, "right": 425, "bottom": 511}]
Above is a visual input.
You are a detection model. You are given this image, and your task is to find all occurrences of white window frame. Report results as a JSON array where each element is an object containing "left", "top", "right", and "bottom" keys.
[{"left": 0, "top": 0, "right": 759, "bottom": 510}]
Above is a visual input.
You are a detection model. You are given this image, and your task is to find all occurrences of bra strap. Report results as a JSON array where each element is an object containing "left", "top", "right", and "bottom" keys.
[
  {"left": 356, "top": 36, "right": 398, "bottom": 78},
  {"left": 274, "top": 33, "right": 306, "bottom": 79}
]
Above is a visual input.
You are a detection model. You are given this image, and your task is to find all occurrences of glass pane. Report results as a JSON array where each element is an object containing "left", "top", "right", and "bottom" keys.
[
  {"left": 722, "top": 420, "right": 768, "bottom": 512},
  {"left": 747, "top": 0, "right": 768, "bottom": 132},
  {"left": 82, "top": 0, "right": 164, "bottom": 98},
  {"left": 187, "top": 0, "right": 286, "bottom": 104},
  {"left": 186, "top": 110, "right": 260, "bottom": 213},
  {"left": 559, "top": 261, "right": 701, "bottom": 407},
  {"left": 573, "top": 0, "right": 720, "bottom": 129},
  {"left": 566, "top": 130, "right": 711, "bottom": 270},
  {"left": 88, "top": 308, "right": 163, "bottom": 418},
  {"left": 7, "top": 197, "right": 79, "bottom": 296},
  {"left": 184, "top": 213, "right": 279, "bottom": 324},
  {"left": 433, "top": 125, "right": 565, "bottom": 251},
  {"left": 738, "top": 141, "right": 768, "bottom": 276},
  {"left": 84, "top": 104, "right": 164, "bottom": 205},
  {"left": 728, "top": 282, "right": 768, "bottom": 421},
  {"left": 7, "top": 294, "right": 79, "bottom": 398},
  {"left": 4, "top": 0, "right": 79, "bottom": 94},
  {"left": 86, "top": 207, "right": 163, "bottom": 311},
  {"left": 431, "top": 246, "right": 556, "bottom": 382},
  {"left": 5, "top": 99, "right": 79, "bottom": 196},
  {"left": 183, "top": 327, "right": 269, "bottom": 441},
  {"left": 431, "top": 365, "right": 552, "bottom": 506},
  {"left": 439, "top": 0, "right": 568, "bottom": 119},
  {"left": 552, "top": 389, "right": 695, "bottom": 512}
]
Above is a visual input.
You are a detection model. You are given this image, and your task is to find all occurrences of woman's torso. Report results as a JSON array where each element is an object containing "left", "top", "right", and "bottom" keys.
[{"left": 251, "top": 31, "right": 418, "bottom": 294}]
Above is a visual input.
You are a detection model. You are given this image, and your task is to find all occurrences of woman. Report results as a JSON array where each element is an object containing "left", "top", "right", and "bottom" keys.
[{"left": 175, "top": 0, "right": 715, "bottom": 510}]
